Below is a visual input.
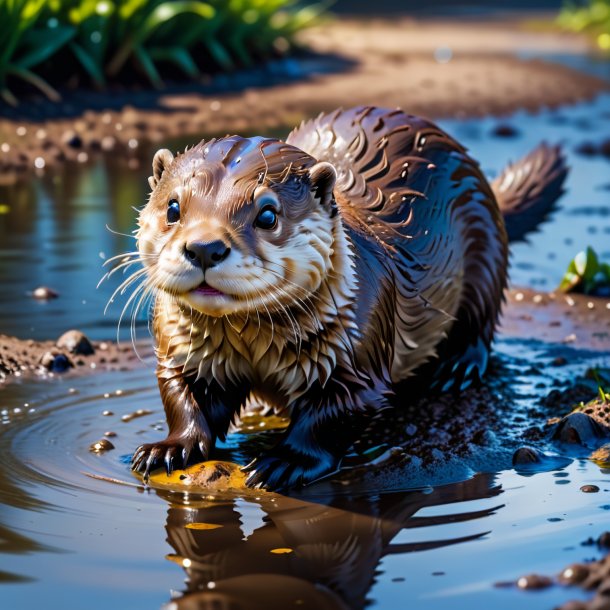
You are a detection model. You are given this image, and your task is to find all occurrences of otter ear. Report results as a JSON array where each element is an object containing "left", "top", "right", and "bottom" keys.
[
  {"left": 309, "top": 161, "right": 337, "bottom": 217},
  {"left": 148, "top": 148, "right": 174, "bottom": 189}
]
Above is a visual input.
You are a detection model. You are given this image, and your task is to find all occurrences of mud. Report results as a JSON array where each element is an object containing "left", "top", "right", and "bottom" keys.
[
  {"left": 0, "top": 331, "right": 150, "bottom": 383},
  {"left": 0, "top": 18, "right": 607, "bottom": 184},
  {"left": 501, "top": 288, "right": 610, "bottom": 352}
]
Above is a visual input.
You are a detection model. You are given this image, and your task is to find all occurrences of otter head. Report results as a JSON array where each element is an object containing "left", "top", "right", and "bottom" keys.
[{"left": 137, "top": 136, "right": 339, "bottom": 317}]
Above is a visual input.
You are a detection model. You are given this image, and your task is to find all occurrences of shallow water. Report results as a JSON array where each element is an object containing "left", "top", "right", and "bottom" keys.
[
  {"left": 0, "top": 349, "right": 608, "bottom": 610},
  {"left": 1, "top": 90, "right": 610, "bottom": 609}
]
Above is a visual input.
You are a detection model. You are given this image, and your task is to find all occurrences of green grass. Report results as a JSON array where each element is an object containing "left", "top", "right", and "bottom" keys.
[
  {"left": 558, "top": 0, "right": 610, "bottom": 51},
  {"left": 0, "top": 0, "right": 328, "bottom": 104}
]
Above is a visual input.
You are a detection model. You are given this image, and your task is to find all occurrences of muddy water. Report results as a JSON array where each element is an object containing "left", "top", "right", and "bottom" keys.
[{"left": 0, "top": 94, "right": 609, "bottom": 610}]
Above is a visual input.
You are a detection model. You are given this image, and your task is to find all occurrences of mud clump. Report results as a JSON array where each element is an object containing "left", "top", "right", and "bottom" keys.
[{"left": 0, "top": 331, "right": 150, "bottom": 383}]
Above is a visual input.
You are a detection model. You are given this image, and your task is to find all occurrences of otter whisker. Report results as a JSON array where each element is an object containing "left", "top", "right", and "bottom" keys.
[
  {"left": 104, "top": 224, "right": 138, "bottom": 240},
  {"left": 103, "top": 267, "right": 149, "bottom": 315},
  {"left": 115, "top": 274, "right": 149, "bottom": 348}
]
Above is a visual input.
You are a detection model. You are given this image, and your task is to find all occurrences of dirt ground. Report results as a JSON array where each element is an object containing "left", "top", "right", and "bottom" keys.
[{"left": 0, "top": 17, "right": 607, "bottom": 183}]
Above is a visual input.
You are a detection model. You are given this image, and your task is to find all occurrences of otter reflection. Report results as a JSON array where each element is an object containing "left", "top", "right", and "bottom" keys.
[{"left": 160, "top": 474, "right": 503, "bottom": 610}]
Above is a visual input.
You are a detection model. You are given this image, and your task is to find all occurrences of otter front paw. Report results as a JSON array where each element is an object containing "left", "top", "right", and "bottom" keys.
[
  {"left": 131, "top": 437, "right": 207, "bottom": 480},
  {"left": 243, "top": 449, "right": 340, "bottom": 491}
]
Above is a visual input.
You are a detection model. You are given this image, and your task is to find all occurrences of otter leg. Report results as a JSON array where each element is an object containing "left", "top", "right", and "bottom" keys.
[
  {"left": 245, "top": 376, "right": 390, "bottom": 491},
  {"left": 131, "top": 368, "right": 246, "bottom": 480}
]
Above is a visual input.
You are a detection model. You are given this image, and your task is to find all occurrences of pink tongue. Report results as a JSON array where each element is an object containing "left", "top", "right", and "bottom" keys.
[{"left": 195, "top": 283, "right": 223, "bottom": 296}]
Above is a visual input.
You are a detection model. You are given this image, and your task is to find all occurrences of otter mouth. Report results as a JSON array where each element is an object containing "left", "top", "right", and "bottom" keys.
[{"left": 193, "top": 282, "right": 224, "bottom": 297}]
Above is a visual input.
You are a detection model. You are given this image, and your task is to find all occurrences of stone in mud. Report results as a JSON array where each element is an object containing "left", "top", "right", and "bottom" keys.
[
  {"left": 62, "top": 131, "right": 82, "bottom": 149},
  {"left": 512, "top": 446, "right": 543, "bottom": 465},
  {"left": 598, "top": 532, "right": 610, "bottom": 549},
  {"left": 56, "top": 330, "right": 94, "bottom": 355},
  {"left": 89, "top": 438, "right": 115, "bottom": 453},
  {"left": 512, "top": 447, "right": 572, "bottom": 471},
  {"left": 552, "top": 411, "right": 609, "bottom": 445},
  {"left": 492, "top": 123, "right": 520, "bottom": 138},
  {"left": 559, "top": 563, "right": 590, "bottom": 585},
  {"left": 39, "top": 351, "right": 73, "bottom": 373},
  {"left": 575, "top": 142, "right": 598, "bottom": 157},
  {"left": 516, "top": 574, "right": 553, "bottom": 590}
]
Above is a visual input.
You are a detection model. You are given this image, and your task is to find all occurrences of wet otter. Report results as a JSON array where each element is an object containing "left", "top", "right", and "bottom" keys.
[{"left": 130, "top": 106, "right": 567, "bottom": 490}]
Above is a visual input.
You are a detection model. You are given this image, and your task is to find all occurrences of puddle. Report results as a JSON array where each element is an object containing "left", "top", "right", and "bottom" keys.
[
  {"left": 0, "top": 345, "right": 608, "bottom": 609},
  {"left": 1, "top": 90, "right": 609, "bottom": 608}
]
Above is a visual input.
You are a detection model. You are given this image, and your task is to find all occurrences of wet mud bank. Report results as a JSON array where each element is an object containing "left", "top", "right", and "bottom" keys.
[
  {"left": 0, "top": 331, "right": 151, "bottom": 383},
  {"left": 0, "top": 18, "right": 607, "bottom": 183}
]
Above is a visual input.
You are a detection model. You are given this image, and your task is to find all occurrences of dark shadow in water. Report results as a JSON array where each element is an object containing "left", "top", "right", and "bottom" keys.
[{"left": 159, "top": 473, "right": 503, "bottom": 610}]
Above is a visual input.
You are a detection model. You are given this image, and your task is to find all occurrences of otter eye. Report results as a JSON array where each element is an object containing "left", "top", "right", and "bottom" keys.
[
  {"left": 167, "top": 199, "right": 180, "bottom": 224},
  {"left": 255, "top": 206, "right": 278, "bottom": 230}
]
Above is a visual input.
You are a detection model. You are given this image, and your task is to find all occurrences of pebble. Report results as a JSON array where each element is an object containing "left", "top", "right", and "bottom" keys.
[
  {"left": 62, "top": 131, "right": 82, "bottom": 148},
  {"left": 581, "top": 485, "right": 600, "bottom": 493},
  {"left": 31, "top": 286, "right": 59, "bottom": 300},
  {"left": 512, "top": 446, "right": 542, "bottom": 465},
  {"left": 39, "top": 351, "right": 72, "bottom": 372},
  {"left": 516, "top": 574, "right": 553, "bottom": 590},
  {"left": 56, "top": 330, "right": 95, "bottom": 355},
  {"left": 599, "top": 532, "right": 610, "bottom": 548},
  {"left": 492, "top": 123, "right": 520, "bottom": 138},
  {"left": 121, "top": 409, "right": 153, "bottom": 422},
  {"left": 89, "top": 438, "right": 115, "bottom": 454},
  {"left": 560, "top": 564, "right": 590, "bottom": 584}
]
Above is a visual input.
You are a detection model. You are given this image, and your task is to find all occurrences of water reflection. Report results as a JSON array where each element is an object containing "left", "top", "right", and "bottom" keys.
[{"left": 160, "top": 475, "right": 502, "bottom": 610}]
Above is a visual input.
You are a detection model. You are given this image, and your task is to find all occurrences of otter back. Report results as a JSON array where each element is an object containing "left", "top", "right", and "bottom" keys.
[{"left": 288, "top": 106, "right": 508, "bottom": 391}]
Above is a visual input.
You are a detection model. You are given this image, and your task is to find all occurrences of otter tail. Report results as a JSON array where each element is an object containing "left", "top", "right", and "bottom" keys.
[{"left": 491, "top": 143, "right": 568, "bottom": 243}]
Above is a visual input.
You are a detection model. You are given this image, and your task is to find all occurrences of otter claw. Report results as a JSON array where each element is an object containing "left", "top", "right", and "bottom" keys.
[
  {"left": 131, "top": 438, "right": 209, "bottom": 480},
  {"left": 244, "top": 451, "right": 338, "bottom": 492},
  {"left": 164, "top": 451, "right": 174, "bottom": 475}
]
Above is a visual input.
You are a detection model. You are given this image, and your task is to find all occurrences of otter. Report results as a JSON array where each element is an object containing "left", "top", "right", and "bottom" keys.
[{"left": 130, "top": 106, "right": 566, "bottom": 490}]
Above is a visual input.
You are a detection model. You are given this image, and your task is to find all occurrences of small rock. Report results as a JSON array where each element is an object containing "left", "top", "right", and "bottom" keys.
[
  {"left": 581, "top": 485, "right": 600, "bottom": 493},
  {"left": 121, "top": 409, "right": 153, "bottom": 422},
  {"left": 552, "top": 356, "right": 568, "bottom": 366},
  {"left": 516, "top": 574, "right": 553, "bottom": 590},
  {"left": 576, "top": 142, "right": 598, "bottom": 156},
  {"left": 599, "top": 532, "right": 610, "bottom": 548},
  {"left": 62, "top": 131, "right": 82, "bottom": 149},
  {"left": 89, "top": 438, "right": 115, "bottom": 454},
  {"left": 559, "top": 563, "right": 590, "bottom": 584},
  {"left": 512, "top": 446, "right": 542, "bottom": 465},
  {"left": 31, "top": 286, "right": 59, "bottom": 300},
  {"left": 492, "top": 123, "right": 520, "bottom": 138},
  {"left": 553, "top": 412, "right": 607, "bottom": 445},
  {"left": 39, "top": 351, "right": 72, "bottom": 373},
  {"left": 56, "top": 330, "right": 94, "bottom": 355}
]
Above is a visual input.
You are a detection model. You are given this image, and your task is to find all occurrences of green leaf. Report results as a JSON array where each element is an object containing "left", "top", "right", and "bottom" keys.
[
  {"left": 137, "top": 2, "right": 215, "bottom": 44},
  {"left": 7, "top": 65, "right": 61, "bottom": 101},
  {"left": 18, "top": 25, "right": 75, "bottom": 68},
  {"left": 133, "top": 44, "right": 163, "bottom": 89},
  {"left": 148, "top": 46, "right": 199, "bottom": 78},
  {"left": 70, "top": 40, "right": 106, "bottom": 87}
]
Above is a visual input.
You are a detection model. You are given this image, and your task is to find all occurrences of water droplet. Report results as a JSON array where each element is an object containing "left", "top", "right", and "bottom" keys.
[{"left": 434, "top": 46, "right": 452, "bottom": 63}]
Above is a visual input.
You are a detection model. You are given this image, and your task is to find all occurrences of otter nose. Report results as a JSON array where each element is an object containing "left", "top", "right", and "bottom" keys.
[{"left": 185, "top": 240, "right": 231, "bottom": 269}]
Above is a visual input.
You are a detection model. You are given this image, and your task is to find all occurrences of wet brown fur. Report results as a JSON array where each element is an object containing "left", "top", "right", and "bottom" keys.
[{"left": 130, "top": 106, "right": 565, "bottom": 490}]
